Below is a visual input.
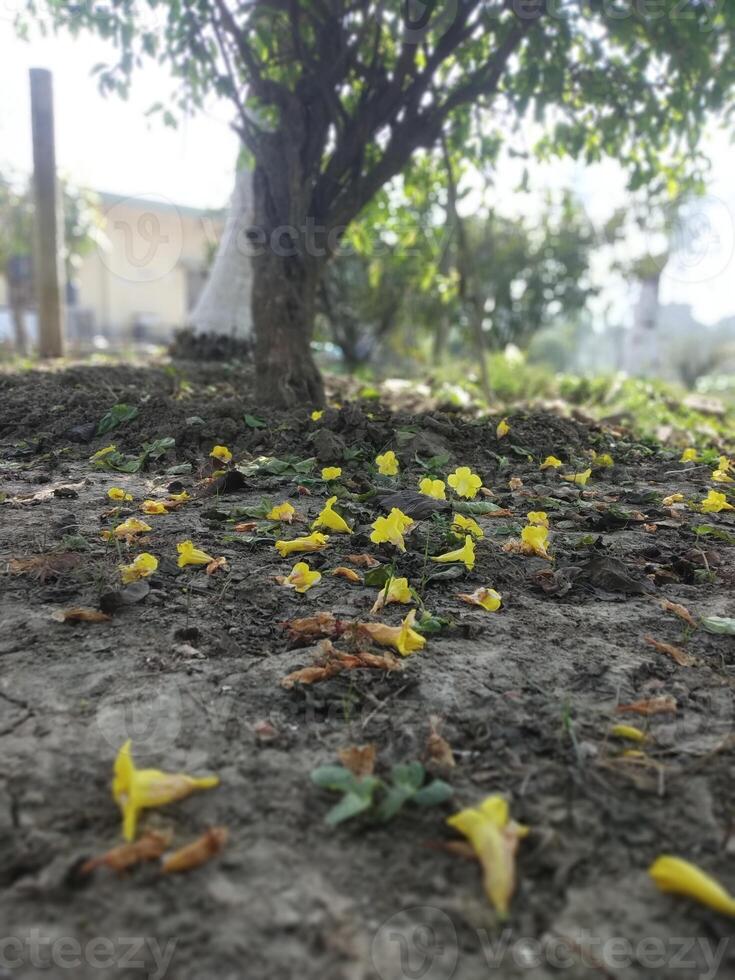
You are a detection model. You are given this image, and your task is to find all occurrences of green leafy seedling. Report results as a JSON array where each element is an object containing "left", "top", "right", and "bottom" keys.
[
  {"left": 97, "top": 403, "right": 139, "bottom": 436},
  {"left": 311, "top": 765, "right": 381, "bottom": 827},
  {"left": 376, "top": 762, "right": 453, "bottom": 822}
]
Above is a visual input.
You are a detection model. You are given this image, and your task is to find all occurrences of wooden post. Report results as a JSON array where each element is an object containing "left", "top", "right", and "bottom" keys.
[{"left": 30, "top": 68, "right": 64, "bottom": 358}]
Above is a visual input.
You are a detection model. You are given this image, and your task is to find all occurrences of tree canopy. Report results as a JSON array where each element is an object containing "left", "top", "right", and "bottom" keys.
[{"left": 25, "top": 0, "right": 735, "bottom": 404}]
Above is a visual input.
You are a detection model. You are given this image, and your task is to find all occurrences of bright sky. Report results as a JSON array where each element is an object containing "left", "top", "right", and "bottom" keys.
[{"left": 2, "top": 15, "right": 734, "bottom": 327}]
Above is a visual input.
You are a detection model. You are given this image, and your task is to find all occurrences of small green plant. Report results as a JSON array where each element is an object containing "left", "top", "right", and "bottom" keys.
[
  {"left": 311, "top": 759, "right": 452, "bottom": 827},
  {"left": 97, "top": 403, "right": 139, "bottom": 436}
]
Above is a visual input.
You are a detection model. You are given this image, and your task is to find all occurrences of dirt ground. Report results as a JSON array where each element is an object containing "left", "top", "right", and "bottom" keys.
[{"left": 1, "top": 361, "right": 734, "bottom": 980}]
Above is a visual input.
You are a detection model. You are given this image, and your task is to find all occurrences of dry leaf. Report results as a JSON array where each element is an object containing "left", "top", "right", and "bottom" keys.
[
  {"left": 161, "top": 827, "right": 229, "bottom": 874},
  {"left": 643, "top": 524, "right": 658, "bottom": 533},
  {"left": 616, "top": 695, "right": 677, "bottom": 716},
  {"left": 346, "top": 553, "right": 381, "bottom": 568},
  {"left": 51, "top": 607, "right": 111, "bottom": 623},
  {"left": 80, "top": 830, "right": 172, "bottom": 876},
  {"left": 338, "top": 744, "right": 376, "bottom": 777},
  {"left": 508, "top": 477, "right": 524, "bottom": 491},
  {"left": 205, "top": 557, "right": 228, "bottom": 575},
  {"left": 426, "top": 716, "right": 455, "bottom": 769},
  {"left": 281, "top": 639, "right": 402, "bottom": 688},
  {"left": 644, "top": 634, "right": 695, "bottom": 667},
  {"left": 233, "top": 521, "right": 257, "bottom": 533},
  {"left": 9, "top": 553, "right": 82, "bottom": 583},
  {"left": 332, "top": 566, "right": 361, "bottom": 582},
  {"left": 660, "top": 599, "right": 697, "bottom": 629},
  {"left": 281, "top": 611, "right": 345, "bottom": 645},
  {"left": 296, "top": 484, "right": 311, "bottom": 496}
]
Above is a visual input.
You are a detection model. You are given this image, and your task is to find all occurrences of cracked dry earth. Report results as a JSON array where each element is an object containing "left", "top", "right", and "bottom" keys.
[{"left": 0, "top": 363, "right": 734, "bottom": 980}]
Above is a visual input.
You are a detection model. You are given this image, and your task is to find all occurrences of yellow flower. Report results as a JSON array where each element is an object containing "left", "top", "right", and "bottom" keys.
[
  {"left": 321, "top": 466, "right": 342, "bottom": 481},
  {"left": 210, "top": 445, "right": 232, "bottom": 464},
  {"left": 611, "top": 724, "right": 646, "bottom": 743},
  {"left": 119, "top": 552, "right": 158, "bottom": 584},
  {"left": 91, "top": 445, "right": 117, "bottom": 463},
  {"left": 561, "top": 468, "right": 592, "bottom": 486},
  {"left": 108, "top": 487, "right": 133, "bottom": 502},
  {"left": 540, "top": 455, "right": 562, "bottom": 470},
  {"left": 167, "top": 491, "right": 190, "bottom": 503},
  {"left": 447, "top": 466, "right": 482, "bottom": 499},
  {"left": 267, "top": 502, "right": 296, "bottom": 523},
  {"left": 104, "top": 518, "right": 152, "bottom": 541},
  {"left": 370, "top": 510, "right": 413, "bottom": 552},
  {"left": 419, "top": 478, "right": 446, "bottom": 500},
  {"left": 361, "top": 609, "right": 426, "bottom": 657},
  {"left": 431, "top": 535, "right": 475, "bottom": 571},
  {"left": 375, "top": 450, "right": 399, "bottom": 476},
  {"left": 712, "top": 469, "right": 733, "bottom": 484},
  {"left": 447, "top": 795, "right": 529, "bottom": 918},
  {"left": 278, "top": 561, "right": 321, "bottom": 593},
  {"left": 310, "top": 410, "right": 324, "bottom": 421},
  {"left": 680, "top": 448, "right": 698, "bottom": 463},
  {"left": 662, "top": 493, "right": 684, "bottom": 506},
  {"left": 452, "top": 513, "right": 484, "bottom": 539},
  {"left": 113, "top": 740, "right": 219, "bottom": 842},
  {"left": 496, "top": 418, "right": 510, "bottom": 439},
  {"left": 275, "top": 532, "right": 329, "bottom": 557},
  {"left": 593, "top": 452, "right": 614, "bottom": 467},
  {"left": 719, "top": 455, "right": 733, "bottom": 473},
  {"left": 520, "top": 524, "right": 550, "bottom": 559},
  {"left": 371, "top": 576, "right": 412, "bottom": 613},
  {"left": 141, "top": 500, "right": 168, "bottom": 515},
  {"left": 649, "top": 856, "right": 735, "bottom": 918},
  {"left": 177, "top": 540, "right": 215, "bottom": 567},
  {"left": 701, "top": 490, "right": 734, "bottom": 513},
  {"left": 457, "top": 587, "right": 502, "bottom": 612},
  {"left": 526, "top": 511, "right": 549, "bottom": 528},
  {"left": 312, "top": 496, "right": 352, "bottom": 533}
]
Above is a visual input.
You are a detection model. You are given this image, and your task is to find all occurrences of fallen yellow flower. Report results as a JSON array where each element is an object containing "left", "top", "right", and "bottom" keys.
[
  {"left": 649, "top": 855, "right": 735, "bottom": 918},
  {"left": 496, "top": 418, "right": 510, "bottom": 439},
  {"left": 275, "top": 532, "right": 329, "bottom": 557},
  {"left": 312, "top": 496, "right": 352, "bottom": 533},
  {"left": 447, "top": 466, "right": 482, "bottom": 499},
  {"left": 370, "top": 510, "right": 413, "bottom": 552},
  {"left": 680, "top": 447, "right": 698, "bottom": 462},
  {"left": 520, "top": 524, "right": 551, "bottom": 559},
  {"left": 431, "top": 535, "right": 475, "bottom": 571},
  {"left": 277, "top": 561, "right": 321, "bottom": 593},
  {"left": 361, "top": 609, "right": 426, "bottom": 657},
  {"left": 712, "top": 469, "right": 733, "bottom": 484},
  {"left": 91, "top": 445, "right": 117, "bottom": 463},
  {"left": 167, "top": 490, "right": 190, "bottom": 503},
  {"left": 701, "top": 490, "right": 734, "bottom": 513},
  {"left": 662, "top": 493, "right": 684, "bottom": 506},
  {"left": 561, "top": 468, "right": 592, "bottom": 487},
  {"left": 447, "top": 795, "right": 529, "bottom": 918},
  {"left": 457, "top": 587, "right": 502, "bottom": 612},
  {"left": 526, "top": 511, "right": 549, "bottom": 528},
  {"left": 108, "top": 487, "right": 133, "bottom": 502},
  {"left": 452, "top": 513, "right": 483, "bottom": 539},
  {"left": 120, "top": 553, "right": 158, "bottom": 584},
  {"left": 113, "top": 740, "right": 219, "bottom": 842},
  {"left": 267, "top": 502, "right": 296, "bottom": 523},
  {"left": 210, "top": 445, "right": 232, "bottom": 464},
  {"left": 719, "top": 455, "right": 732, "bottom": 473},
  {"left": 310, "top": 410, "right": 324, "bottom": 421},
  {"left": 321, "top": 466, "right": 342, "bottom": 481},
  {"left": 177, "top": 540, "right": 215, "bottom": 567},
  {"left": 104, "top": 518, "right": 152, "bottom": 541},
  {"left": 540, "top": 455, "right": 562, "bottom": 470},
  {"left": 593, "top": 452, "right": 614, "bottom": 467},
  {"left": 375, "top": 450, "right": 399, "bottom": 476},
  {"left": 371, "top": 576, "right": 412, "bottom": 613},
  {"left": 141, "top": 500, "right": 168, "bottom": 515},
  {"left": 419, "top": 478, "right": 446, "bottom": 500},
  {"left": 611, "top": 724, "right": 646, "bottom": 743}
]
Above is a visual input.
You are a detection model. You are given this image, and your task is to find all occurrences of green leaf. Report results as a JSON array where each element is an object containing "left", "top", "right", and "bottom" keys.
[
  {"left": 414, "top": 612, "right": 450, "bottom": 634},
  {"left": 413, "top": 780, "right": 454, "bottom": 807},
  {"left": 244, "top": 413, "right": 266, "bottom": 429},
  {"left": 701, "top": 616, "right": 735, "bottom": 636},
  {"left": 694, "top": 525, "right": 735, "bottom": 545},
  {"left": 311, "top": 765, "right": 359, "bottom": 792},
  {"left": 97, "top": 403, "right": 139, "bottom": 436},
  {"left": 364, "top": 565, "right": 391, "bottom": 588},
  {"left": 453, "top": 500, "right": 504, "bottom": 515},
  {"left": 325, "top": 790, "right": 374, "bottom": 827}
]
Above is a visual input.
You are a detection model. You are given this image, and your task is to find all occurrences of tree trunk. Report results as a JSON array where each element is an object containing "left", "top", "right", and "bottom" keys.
[
  {"left": 11, "top": 299, "right": 28, "bottom": 356},
  {"left": 189, "top": 168, "right": 254, "bottom": 338}
]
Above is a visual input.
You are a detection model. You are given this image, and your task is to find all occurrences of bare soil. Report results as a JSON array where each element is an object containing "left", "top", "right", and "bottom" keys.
[{"left": 1, "top": 362, "right": 734, "bottom": 980}]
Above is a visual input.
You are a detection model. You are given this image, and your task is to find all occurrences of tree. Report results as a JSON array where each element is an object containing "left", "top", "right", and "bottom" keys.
[{"left": 28, "top": 0, "right": 734, "bottom": 405}]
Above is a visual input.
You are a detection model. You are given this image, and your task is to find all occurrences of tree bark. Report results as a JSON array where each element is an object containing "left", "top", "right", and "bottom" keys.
[{"left": 189, "top": 168, "right": 254, "bottom": 339}]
